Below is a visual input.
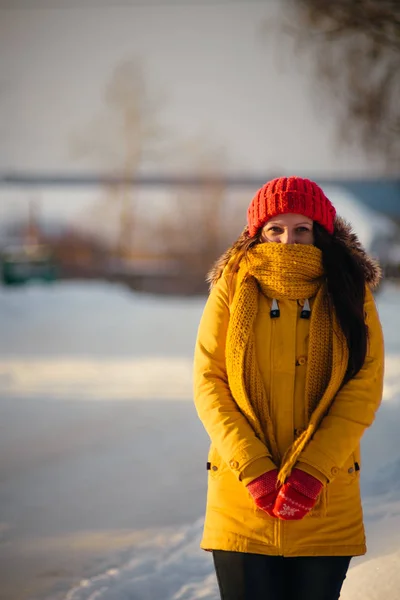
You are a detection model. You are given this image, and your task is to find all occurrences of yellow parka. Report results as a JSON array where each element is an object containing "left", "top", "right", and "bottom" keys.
[{"left": 193, "top": 241, "right": 384, "bottom": 557}]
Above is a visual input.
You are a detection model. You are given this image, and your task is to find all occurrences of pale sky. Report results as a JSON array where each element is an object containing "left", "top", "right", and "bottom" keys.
[{"left": 0, "top": 0, "right": 386, "bottom": 223}]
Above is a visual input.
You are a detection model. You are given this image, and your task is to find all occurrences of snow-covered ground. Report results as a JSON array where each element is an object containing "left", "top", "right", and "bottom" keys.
[{"left": 0, "top": 280, "right": 399, "bottom": 600}]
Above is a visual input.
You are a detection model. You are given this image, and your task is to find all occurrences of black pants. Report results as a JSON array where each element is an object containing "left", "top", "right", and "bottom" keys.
[{"left": 213, "top": 551, "right": 351, "bottom": 600}]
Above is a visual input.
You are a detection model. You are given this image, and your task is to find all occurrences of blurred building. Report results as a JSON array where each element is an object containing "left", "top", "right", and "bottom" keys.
[{"left": 0, "top": 174, "right": 399, "bottom": 292}]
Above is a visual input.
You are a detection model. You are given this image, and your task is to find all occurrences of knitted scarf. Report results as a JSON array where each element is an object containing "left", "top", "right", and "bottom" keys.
[{"left": 225, "top": 243, "right": 349, "bottom": 485}]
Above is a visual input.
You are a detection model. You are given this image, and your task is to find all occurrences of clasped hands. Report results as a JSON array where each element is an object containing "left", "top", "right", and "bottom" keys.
[{"left": 246, "top": 468, "right": 323, "bottom": 520}]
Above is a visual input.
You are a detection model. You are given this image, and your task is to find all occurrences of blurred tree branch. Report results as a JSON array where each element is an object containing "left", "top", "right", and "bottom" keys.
[
  {"left": 71, "top": 59, "right": 168, "bottom": 256},
  {"left": 287, "top": 0, "right": 400, "bottom": 169},
  {"left": 71, "top": 59, "right": 166, "bottom": 171}
]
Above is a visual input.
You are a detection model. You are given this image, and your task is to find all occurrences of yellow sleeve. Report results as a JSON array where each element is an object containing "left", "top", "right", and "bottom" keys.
[
  {"left": 193, "top": 271, "right": 276, "bottom": 484},
  {"left": 298, "top": 287, "right": 384, "bottom": 482}
]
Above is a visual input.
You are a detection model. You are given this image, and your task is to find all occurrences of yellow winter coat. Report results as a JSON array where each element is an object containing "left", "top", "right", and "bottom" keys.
[{"left": 193, "top": 245, "right": 384, "bottom": 557}]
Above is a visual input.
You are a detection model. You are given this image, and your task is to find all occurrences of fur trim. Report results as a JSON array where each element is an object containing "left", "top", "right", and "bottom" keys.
[
  {"left": 206, "top": 226, "right": 249, "bottom": 291},
  {"left": 207, "top": 218, "right": 382, "bottom": 291},
  {"left": 333, "top": 217, "right": 381, "bottom": 289}
]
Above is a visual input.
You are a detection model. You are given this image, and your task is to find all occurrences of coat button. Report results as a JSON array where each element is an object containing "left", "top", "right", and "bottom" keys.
[
  {"left": 297, "top": 299, "right": 305, "bottom": 307},
  {"left": 348, "top": 467, "right": 354, "bottom": 474},
  {"left": 229, "top": 460, "right": 239, "bottom": 469},
  {"left": 331, "top": 466, "right": 339, "bottom": 476},
  {"left": 212, "top": 465, "right": 218, "bottom": 472},
  {"left": 296, "top": 356, "right": 307, "bottom": 366}
]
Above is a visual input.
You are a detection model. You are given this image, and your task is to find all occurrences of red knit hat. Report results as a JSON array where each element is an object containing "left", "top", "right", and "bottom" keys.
[{"left": 247, "top": 176, "right": 336, "bottom": 237}]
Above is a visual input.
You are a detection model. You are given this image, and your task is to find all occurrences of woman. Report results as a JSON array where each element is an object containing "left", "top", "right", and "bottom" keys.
[{"left": 193, "top": 177, "right": 384, "bottom": 600}]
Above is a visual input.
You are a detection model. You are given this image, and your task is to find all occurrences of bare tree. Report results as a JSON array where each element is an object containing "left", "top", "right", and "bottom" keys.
[
  {"left": 71, "top": 59, "right": 166, "bottom": 255},
  {"left": 285, "top": 0, "right": 400, "bottom": 170},
  {"left": 153, "top": 141, "right": 234, "bottom": 292}
]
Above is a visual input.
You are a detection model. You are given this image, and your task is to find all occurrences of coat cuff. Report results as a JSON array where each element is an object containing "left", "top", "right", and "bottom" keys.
[
  {"left": 239, "top": 456, "right": 277, "bottom": 486},
  {"left": 296, "top": 448, "right": 340, "bottom": 483}
]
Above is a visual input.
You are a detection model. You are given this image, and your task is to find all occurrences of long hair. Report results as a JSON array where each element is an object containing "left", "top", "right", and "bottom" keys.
[
  {"left": 313, "top": 222, "right": 368, "bottom": 382},
  {"left": 224, "top": 223, "right": 368, "bottom": 383},
  {"left": 225, "top": 227, "right": 261, "bottom": 303}
]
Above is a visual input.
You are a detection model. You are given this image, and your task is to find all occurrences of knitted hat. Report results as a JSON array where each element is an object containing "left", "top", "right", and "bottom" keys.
[{"left": 247, "top": 176, "right": 336, "bottom": 237}]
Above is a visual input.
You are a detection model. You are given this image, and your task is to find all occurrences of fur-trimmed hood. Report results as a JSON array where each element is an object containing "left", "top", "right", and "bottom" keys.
[{"left": 207, "top": 217, "right": 382, "bottom": 291}]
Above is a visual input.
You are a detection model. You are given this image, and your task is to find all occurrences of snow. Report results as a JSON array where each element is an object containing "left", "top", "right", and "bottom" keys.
[
  {"left": 0, "top": 357, "right": 193, "bottom": 401},
  {"left": 0, "top": 280, "right": 203, "bottom": 359},
  {"left": 63, "top": 520, "right": 217, "bottom": 600},
  {"left": 0, "top": 281, "right": 199, "bottom": 400},
  {"left": 0, "top": 280, "right": 399, "bottom": 600}
]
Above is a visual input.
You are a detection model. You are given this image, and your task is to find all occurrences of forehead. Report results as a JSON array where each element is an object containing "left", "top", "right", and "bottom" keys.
[{"left": 265, "top": 213, "right": 313, "bottom": 225}]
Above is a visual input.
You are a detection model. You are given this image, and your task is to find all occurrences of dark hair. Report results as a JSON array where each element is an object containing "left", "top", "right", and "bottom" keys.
[
  {"left": 227, "top": 223, "right": 368, "bottom": 383},
  {"left": 226, "top": 228, "right": 261, "bottom": 303},
  {"left": 313, "top": 222, "right": 368, "bottom": 383}
]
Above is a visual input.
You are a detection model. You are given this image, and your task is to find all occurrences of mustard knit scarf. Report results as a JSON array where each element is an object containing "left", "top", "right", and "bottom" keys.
[{"left": 225, "top": 243, "right": 349, "bottom": 485}]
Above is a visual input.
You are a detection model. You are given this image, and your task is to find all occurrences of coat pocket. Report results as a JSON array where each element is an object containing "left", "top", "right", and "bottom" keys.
[
  {"left": 207, "top": 445, "right": 229, "bottom": 479},
  {"left": 341, "top": 451, "right": 361, "bottom": 485}
]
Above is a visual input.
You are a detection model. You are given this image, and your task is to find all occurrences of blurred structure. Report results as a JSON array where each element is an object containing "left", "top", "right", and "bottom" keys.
[
  {"left": 322, "top": 185, "right": 400, "bottom": 280},
  {"left": 0, "top": 199, "right": 57, "bottom": 286},
  {"left": 1, "top": 243, "right": 57, "bottom": 286},
  {"left": 1, "top": 176, "right": 399, "bottom": 293}
]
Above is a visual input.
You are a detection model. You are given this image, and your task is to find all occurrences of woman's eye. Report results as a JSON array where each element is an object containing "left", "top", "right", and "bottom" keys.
[
  {"left": 268, "top": 227, "right": 282, "bottom": 233},
  {"left": 296, "top": 227, "right": 311, "bottom": 233}
]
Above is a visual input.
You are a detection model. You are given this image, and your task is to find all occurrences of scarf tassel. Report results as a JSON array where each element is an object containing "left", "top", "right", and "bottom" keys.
[{"left": 277, "top": 429, "right": 311, "bottom": 485}]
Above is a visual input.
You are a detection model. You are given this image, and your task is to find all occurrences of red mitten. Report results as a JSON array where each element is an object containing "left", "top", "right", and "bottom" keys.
[
  {"left": 273, "top": 468, "right": 323, "bottom": 520},
  {"left": 246, "top": 469, "right": 279, "bottom": 517}
]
